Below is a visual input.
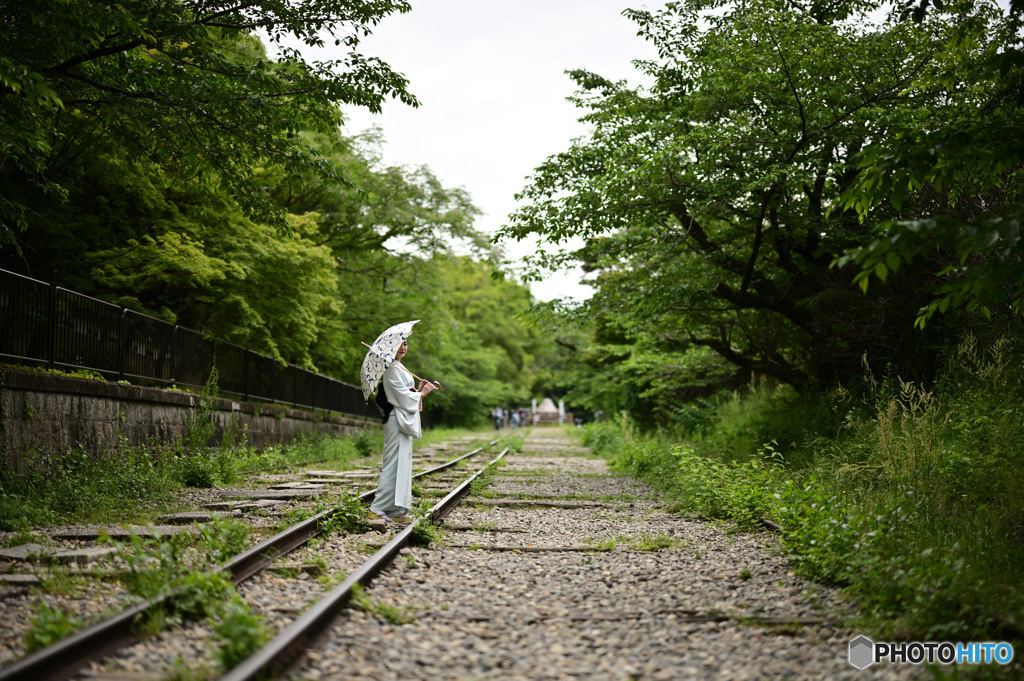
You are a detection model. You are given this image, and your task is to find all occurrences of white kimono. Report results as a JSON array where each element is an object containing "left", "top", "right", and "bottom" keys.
[{"left": 369, "top": 362, "right": 422, "bottom": 517}]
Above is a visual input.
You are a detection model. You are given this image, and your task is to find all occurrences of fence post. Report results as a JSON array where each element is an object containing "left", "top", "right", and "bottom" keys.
[
  {"left": 170, "top": 325, "right": 178, "bottom": 384},
  {"left": 118, "top": 309, "right": 127, "bottom": 381},
  {"left": 243, "top": 349, "right": 250, "bottom": 401},
  {"left": 46, "top": 285, "right": 57, "bottom": 369}
]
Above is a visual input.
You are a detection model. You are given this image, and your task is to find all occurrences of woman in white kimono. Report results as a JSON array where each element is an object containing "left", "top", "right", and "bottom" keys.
[{"left": 369, "top": 339, "right": 436, "bottom": 522}]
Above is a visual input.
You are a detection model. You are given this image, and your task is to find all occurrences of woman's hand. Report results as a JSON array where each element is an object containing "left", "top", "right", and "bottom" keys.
[{"left": 418, "top": 379, "right": 438, "bottom": 395}]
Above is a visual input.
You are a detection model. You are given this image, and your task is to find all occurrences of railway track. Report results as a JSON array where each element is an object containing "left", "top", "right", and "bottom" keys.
[
  {"left": 0, "top": 437, "right": 502, "bottom": 681},
  {"left": 4, "top": 430, "right": 869, "bottom": 680},
  {"left": 276, "top": 430, "right": 859, "bottom": 681}
]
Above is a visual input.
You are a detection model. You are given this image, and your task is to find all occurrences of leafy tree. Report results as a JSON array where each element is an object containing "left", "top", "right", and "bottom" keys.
[
  {"left": 835, "top": 0, "right": 1024, "bottom": 326},
  {"left": 279, "top": 130, "right": 489, "bottom": 379},
  {"left": 0, "top": 0, "right": 417, "bottom": 248},
  {"left": 501, "top": 0, "right": 1000, "bottom": 420},
  {"left": 1, "top": 147, "right": 341, "bottom": 366}
]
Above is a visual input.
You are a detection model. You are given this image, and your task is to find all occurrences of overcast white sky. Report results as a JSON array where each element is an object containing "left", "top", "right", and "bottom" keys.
[{"left": 328, "top": 1, "right": 661, "bottom": 302}]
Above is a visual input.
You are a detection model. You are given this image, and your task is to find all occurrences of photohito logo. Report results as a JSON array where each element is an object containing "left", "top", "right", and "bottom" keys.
[{"left": 849, "top": 636, "right": 1014, "bottom": 669}]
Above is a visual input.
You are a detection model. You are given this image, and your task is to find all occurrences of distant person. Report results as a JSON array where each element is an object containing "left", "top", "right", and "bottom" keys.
[
  {"left": 369, "top": 339, "right": 437, "bottom": 524},
  {"left": 492, "top": 405, "right": 504, "bottom": 430}
]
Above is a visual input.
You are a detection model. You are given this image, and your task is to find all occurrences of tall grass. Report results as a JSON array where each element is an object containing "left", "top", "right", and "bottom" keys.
[{"left": 585, "top": 336, "right": 1024, "bottom": 661}]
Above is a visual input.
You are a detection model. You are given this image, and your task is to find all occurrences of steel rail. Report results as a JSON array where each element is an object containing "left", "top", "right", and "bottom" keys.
[
  {"left": 0, "top": 440, "right": 500, "bottom": 681},
  {"left": 226, "top": 440, "right": 497, "bottom": 583},
  {"left": 220, "top": 447, "right": 511, "bottom": 681}
]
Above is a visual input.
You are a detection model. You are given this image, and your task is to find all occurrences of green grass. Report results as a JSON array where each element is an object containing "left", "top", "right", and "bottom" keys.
[
  {"left": 617, "top": 533, "right": 679, "bottom": 551},
  {"left": 594, "top": 336, "right": 1024, "bottom": 662},
  {"left": 581, "top": 537, "right": 617, "bottom": 551},
  {"left": 0, "top": 431, "right": 376, "bottom": 530},
  {"left": 350, "top": 583, "right": 415, "bottom": 624}
]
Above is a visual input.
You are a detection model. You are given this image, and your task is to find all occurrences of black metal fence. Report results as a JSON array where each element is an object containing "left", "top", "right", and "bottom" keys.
[{"left": 0, "top": 268, "right": 377, "bottom": 420}]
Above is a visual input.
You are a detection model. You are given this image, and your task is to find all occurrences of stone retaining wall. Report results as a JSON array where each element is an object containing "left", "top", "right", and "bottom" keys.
[{"left": 0, "top": 369, "right": 375, "bottom": 468}]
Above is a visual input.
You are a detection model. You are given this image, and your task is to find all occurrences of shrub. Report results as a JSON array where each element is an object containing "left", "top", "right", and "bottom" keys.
[{"left": 579, "top": 419, "right": 630, "bottom": 457}]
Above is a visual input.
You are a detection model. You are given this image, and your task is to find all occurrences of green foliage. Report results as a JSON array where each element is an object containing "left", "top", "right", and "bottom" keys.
[
  {"left": 350, "top": 583, "right": 414, "bottom": 624},
  {"left": 165, "top": 659, "right": 216, "bottom": 681},
  {"left": 24, "top": 603, "right": 83, "bottom": 653},
  {"left": 210, "top": 599, "right": 269, "bottom": 671},
  {"left": 276, "top": 494, "right": 368, "bottom": 534},
  {"left": 409, "top": 519, "right": 440, "bottom": 548},
  {"left": 108, "top": 524, "right": 244, "bottom": 637},
  {"left": 500, "top": 0, "right": 1021, "bottom": 423},
  {"left": 0, "top": 442, "right": 179, "bottom": 529},
  {"left": 352, "top": 430, "right": 382, "bottom": 458},
  {"left": 835, "top": 0, "right": 1024, "bottom": 327},
  {"left": 0, "top": 427, "right": 375, "bottom": 530},
  {"left": 578, "top": 420, "right": 631, "bottom": 458},
  {"left": 619, "top": 533, "right": 676, "bottom": 551},
  {"left": 0, "top": 0, "right": 417, "bottom": 240},
  {"left": 322, "top": 495, "right": 371, "bottom": 535},
  {"left": 613, "top": 337, "right": 1024, "bottom": 644},
  {"left": 615, "top": 441, "right": 785, "bottom": 531},
  {"left": 0, "top": 3, "right": 544, "bottom": 423},
  {"left": 179, "top": 368, "right": 221, "bottom": 488},
  {"left": 198, "top": 519, "right": 251, "bottom": 565},
  {"left": 172, "top": 571, "right": 236, "bottom": 622}
]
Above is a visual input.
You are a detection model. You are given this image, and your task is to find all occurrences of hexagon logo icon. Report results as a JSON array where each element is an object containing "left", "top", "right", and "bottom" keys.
[{"left": 849, "top": 635, "right": 874, "bottom": 669}]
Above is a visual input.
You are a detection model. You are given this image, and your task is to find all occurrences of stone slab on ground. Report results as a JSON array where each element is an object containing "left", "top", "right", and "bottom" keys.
[
  {"left": 442, "top": 524, "right": 526, "bottom": 533},
  {"left": 83, "top": 672, "right": 163, "bottom": 681},
  {"left": 0, "top": 573, "right": 41, "bottom": 586},
  {"left": 0, "top": 544, "right": 117, "bottom": 564},
  {"left": 219, "top": 488, "right": 324, "bottom": 501},
  {"left": 302, "top": 478, "right": 366, "bottom": 486},
  {"left": 50, "top": 547, "right": 118, "bottom": 564},
  {"left": 268, "top": 482, "right": 326, "bottom": 491},
  {"left": 156, "top": 511, "right": 237, "bottom": 524},
  {"left": 202, "top": 499, "right": 289, "bottom": 511},
  {"left": 0, "top": 543, "right": 52, "bottom": 562},
  {"left": 49, "top": 525, "right": 198, "bottom": 540},
  {"left": 305, "top": 470, "right": 376, "bottom": 479},
  {"left": 445, "top": 544, "right": 612, "bottom": 552}
]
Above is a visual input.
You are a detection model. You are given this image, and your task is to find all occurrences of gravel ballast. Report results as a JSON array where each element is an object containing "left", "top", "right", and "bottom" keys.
[{"left": 296, "top": 429, "right": 922, "bottom": 681}]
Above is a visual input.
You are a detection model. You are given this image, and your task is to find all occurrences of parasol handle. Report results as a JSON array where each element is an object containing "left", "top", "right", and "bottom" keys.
[{"left": 361, "top": 342, "right": 441, "bottom": 390}]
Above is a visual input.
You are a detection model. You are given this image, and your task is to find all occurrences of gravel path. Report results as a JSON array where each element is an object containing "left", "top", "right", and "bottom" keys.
[{"left": 296, "top": 429, "right": 923, "bottom": 681}]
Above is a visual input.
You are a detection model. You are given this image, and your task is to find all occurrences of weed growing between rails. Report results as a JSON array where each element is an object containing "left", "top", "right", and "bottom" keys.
[
  {"left": 584, "top": 337, "right": 1024, "bottom": 666},
  {"left": 177, "top": 368, "right": 221, "bottom": 488},
  {"left": 24, "top": 604, "right": 83, "bottom": 653},
  {"left": 275, "top": 494, "right": 370, "bottom": 534},
  {"left": 20, "top": 519, "right": 265, "bottom": 668}
]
